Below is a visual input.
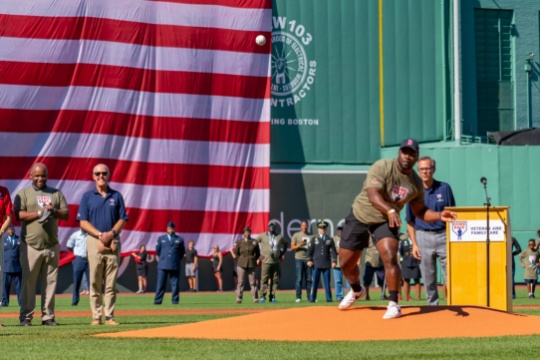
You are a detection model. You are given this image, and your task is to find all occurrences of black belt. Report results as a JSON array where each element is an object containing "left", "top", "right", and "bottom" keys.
[{"left": 418, "top": 229, "right": 445, "bottom": 233}]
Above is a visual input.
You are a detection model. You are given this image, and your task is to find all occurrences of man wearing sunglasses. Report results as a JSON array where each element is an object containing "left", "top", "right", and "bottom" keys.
[
  {"left": 78, "top": 164, "right": 128, "bottom": 326},
  {"left": 14, "top": 163, "right": 69, "bottom": 326}
]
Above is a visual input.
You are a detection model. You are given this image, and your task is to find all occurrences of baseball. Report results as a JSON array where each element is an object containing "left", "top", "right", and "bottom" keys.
[{"left": 255, "top": 35, "right": 266, "bottom": 46}]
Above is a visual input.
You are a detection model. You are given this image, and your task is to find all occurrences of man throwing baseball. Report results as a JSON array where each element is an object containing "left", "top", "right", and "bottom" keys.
[{"left": 338, "top": 139, "right": 457, "bottom": 319}]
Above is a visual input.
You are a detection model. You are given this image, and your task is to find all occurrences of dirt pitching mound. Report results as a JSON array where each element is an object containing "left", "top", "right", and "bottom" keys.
[{"left": 96, "top": 305, "right": 540, "bottom": 341}]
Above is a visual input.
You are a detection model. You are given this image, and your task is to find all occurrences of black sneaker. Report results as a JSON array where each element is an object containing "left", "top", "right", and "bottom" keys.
[{"left": 42, "top": 319, "right": 58, "bottom": 326}]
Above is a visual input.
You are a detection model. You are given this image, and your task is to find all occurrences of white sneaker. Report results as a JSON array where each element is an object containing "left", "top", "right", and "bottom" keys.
[
  {"left": 338, "top": 287, "right": 366, "bottom": 310},
  {"left": 382, "top": 301, "right": 402, "bottom": 319},
  {"left": 295, "top": 299, "right": 301, "bottom": 303}
]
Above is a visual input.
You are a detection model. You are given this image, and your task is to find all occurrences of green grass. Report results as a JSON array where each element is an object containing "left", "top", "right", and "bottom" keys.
[{"left": 2, "top": 287, "right": 540, "bottom": 359}]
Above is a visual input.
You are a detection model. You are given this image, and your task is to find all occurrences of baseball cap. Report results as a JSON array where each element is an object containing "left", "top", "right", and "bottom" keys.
[
  {"left": 268, "top": 222, "right": 276, "bottom": 228},
  {"left": 399, "top": 138, "right": 419, "bottom": 153},
  {"left": 167, "top": 221, "right": 176, "bottom": 228},
  {"left": 243, "top": 226, "right": 252, "bottom": 232},
  {"left": 317, "top": 221, "right": 328, "bottom": 229}
]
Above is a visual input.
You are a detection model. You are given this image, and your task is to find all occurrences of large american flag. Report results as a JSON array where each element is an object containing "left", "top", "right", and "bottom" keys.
[{"left": 0, "top": 0, "right": 271, "bottom": 257}]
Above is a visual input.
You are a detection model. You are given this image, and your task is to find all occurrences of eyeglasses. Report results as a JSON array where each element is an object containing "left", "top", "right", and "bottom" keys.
[
  {"left": 94, "top": 172, "right": 108, "bottom": 177},
  {"left": 418, "top": 167, "right": 434, "bottom": 172}
]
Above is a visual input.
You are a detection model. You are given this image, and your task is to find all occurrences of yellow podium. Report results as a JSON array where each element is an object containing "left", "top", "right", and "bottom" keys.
[{"left": 446, "top": 206, "right": 512, "bottom": 312}]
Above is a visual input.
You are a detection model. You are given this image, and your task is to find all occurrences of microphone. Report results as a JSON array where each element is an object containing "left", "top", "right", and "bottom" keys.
[{"left": 480, "top": 176, "right": 487, "bottom": 185}]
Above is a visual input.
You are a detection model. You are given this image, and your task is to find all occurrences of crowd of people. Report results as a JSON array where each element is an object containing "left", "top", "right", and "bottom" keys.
[{"left": 0, "top": 138, "right": 532, "bottom": 325}]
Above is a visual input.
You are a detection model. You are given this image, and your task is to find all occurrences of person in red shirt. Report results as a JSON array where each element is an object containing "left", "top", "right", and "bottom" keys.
[{"left": 0, "top": 185, "right": 14, "bottom": 327}]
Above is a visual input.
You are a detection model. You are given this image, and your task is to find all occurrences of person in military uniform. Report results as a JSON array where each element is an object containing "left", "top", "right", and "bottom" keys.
[
  {"left": 154, "top": 221, "right": 185, "bottom": 305},
  {"left": 233, "top": 226, "right": 260, "bottom": 304},
  {"left": 363, "top": 236, "right": 386, "bottom": 301},
  {"left": 398, "top": 233, "right": 421, "bottom": 301},
  {"left": 307, "top": 221, "right": 337, "bottom": 302},
  {"left": 257, "top": 222, "right": 287, "bottom": 303},
  {"left": 2, "top": 224, "right": 21, "bottom": 307}
]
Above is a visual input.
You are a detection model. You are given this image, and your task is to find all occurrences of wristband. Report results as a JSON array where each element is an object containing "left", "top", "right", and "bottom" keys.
[
  {"left": 111, "top": 229, "right": 117, "bottom": 236},
  {"left": 37, "top": 210, "right": 42, "bottom": 217},
  {"left": 386, "top": 209, "right": 396, "bottom": 216}
]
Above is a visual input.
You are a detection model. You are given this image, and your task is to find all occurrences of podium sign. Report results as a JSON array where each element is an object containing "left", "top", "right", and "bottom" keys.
[{"left": 446, "top": 206, "right": 512, "bottom": 312}]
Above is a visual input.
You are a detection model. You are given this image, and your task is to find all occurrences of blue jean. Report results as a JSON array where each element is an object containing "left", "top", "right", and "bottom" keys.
[
  {"left": 154, "top": 268, "right": 180, "bottom": 304},
  {"left": 72, "top": 256, "right": 89, "bottom": 305},
  {"left": 311, "top": 268, "right": 332, "bottom": 302},
  {"left": 295, "top": 259, "right": 312, "bottom": 300},
  {"left": 332, "top": 268, "right": 349, "bottom": 300}
]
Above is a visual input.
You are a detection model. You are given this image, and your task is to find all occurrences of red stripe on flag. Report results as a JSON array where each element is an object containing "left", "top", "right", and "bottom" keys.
[
  {"left": 62, "top": 205, "right": 268, "bottom": 234},
  {"left": 0, "top": 109, "right": 270, "bottom": 144},
  {"left": 0, "top": 61, "right": 269, "bottom": 99},
  {"left": 1, "top": 15, "right": 271, "bottom": 54},
  {"left": 0, "top": 157, "right": 269, "bottom": 189}
]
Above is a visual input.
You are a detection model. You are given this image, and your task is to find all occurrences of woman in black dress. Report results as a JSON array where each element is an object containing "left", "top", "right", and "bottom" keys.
[
  {"left": 212, "top": 245, "right": 223, "bottom": 291},
  {"left": 132, "top": 245, "right": 148, "bottom": 294}
]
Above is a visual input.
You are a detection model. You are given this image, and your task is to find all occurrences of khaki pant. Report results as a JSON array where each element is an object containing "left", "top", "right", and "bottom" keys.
[
  {"left": 236, "top": 266, "right": 258, "bottom": 302},
  {"left": 87, "top": 235, "right": 120, "bottom": 320},
  {"left": 19, "top": 242, "right": 59, "bottom": 322},
  {"left": 259, "top": 262, "right": 280, "bottom": 300}
]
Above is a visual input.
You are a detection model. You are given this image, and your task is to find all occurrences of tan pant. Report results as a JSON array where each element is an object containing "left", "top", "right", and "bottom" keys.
[
  {"left": 87, "top": 235, "right": 120, "bottom": 320},
  {"left": 236, "top": 266, "right": 258, "bottom": 302},
  {"left": 259, "top": 262, "right": 280, "bottom": 300},
  {"left": 19, "top": 242, "right": 59, "bottom": 322}
]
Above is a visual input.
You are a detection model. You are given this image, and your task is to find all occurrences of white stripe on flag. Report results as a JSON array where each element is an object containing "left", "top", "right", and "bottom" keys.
[
  {"left": 0, "top": 38, "right": 270, "bottom": 77},
  {"left": 0, "top": 85, "right": 270, "bottom": 122},
  {"left": 0, "top": 133, "right": 270, "bottom": 168},
  {"left": 0, "top": 0, "right": 271, "bottom": 32}
]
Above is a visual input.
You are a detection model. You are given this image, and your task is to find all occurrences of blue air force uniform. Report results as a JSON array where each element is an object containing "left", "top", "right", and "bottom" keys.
[
  {"left": 154, "top": 223, "right": 185, "bottom": 304},
  {"left": 3, "top": 232, "right": 22, "bottom": 306},
  {"left": 307, "top": 222, "right": 337, "bottom": 302}
]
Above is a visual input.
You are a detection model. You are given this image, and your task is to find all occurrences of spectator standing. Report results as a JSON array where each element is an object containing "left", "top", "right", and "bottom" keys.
[
  {"left": 2, "top": 224, "right": 21, "bottom": 307},
  {"left": 185, "top": 241, "right": 198, "bottom": 292},
  {"left": 363, "top": 237, "right": 385, "bottom": 301},
  {"left": 0, "top": 185, "right": 12, "bottom": 327},
  {"left": 234, "top": 227, "right": 260, "bottom": 304},
  {"left": 291, "top": 220, "right": 312, "bottom": 303},
  {"left": 511, "top": 237, "right": 522, "bottom": 299},
  {"left": 66, "top": 229, "right": 89, "bottom": 306},
  {"left": 15, "top": 163, "right": 69, "bottom": 326},
  {"left": 212, "top": 245, "right": 223, "bottom": 292},
  {"left": 257, "top": 223, "right": 287, "bottom": 303},
  {"left": 399, "top": 233, "right": 421, "bottom": 301},
  {"left": 519, "top": 239, "right": 540, "bottom": 298},
  {"left": 332, "top": 225, "right": 349, "bottom": 301},
  {"left": 132, "top": 245, "right": 148, "bottom": 294},
  {"left": 307, "top": 221, "right": 337, "bottom": 302},
  {"left": 154, "top": 221, "right": 185, "bottom": 305},
  {"left": 78, "top": 163, "right": 128, "bottom": 325}
]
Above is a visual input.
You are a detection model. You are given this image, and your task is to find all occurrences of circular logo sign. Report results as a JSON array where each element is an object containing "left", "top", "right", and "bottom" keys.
[{"left": 271, "top": 17, "right": 316, "bottom": 108}]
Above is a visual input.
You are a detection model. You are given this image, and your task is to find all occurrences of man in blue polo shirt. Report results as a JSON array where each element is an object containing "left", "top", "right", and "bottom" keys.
[
  {"left": 66, "top": 229, "right": 89, "bottom": 306},
  {"left": 78, "top": 164, "right": 128, "bottom": 326},
  {"left": 406, "top": 156, "right": 455, "bottom": 305}
]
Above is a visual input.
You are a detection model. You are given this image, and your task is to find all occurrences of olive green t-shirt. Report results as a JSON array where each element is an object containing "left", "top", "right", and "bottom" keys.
[
  {"left": 15, "top": 185, "right": 68, "bottom": 250},
  {"left": 352, "top": 158, "right": 424, "bottom": 224},
  {"left": 519, "top": 248, "right": 540, "bottom": 280},
  {"left": 291, "top": 231, "right": 311, "bottom": 260}
]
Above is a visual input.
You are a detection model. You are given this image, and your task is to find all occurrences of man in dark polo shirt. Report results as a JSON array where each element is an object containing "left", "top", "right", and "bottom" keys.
[
  {"left": 78, "top": 164, "right": 128, "bottom": 326},
  {"left": 337, "top": 139, "right": 457, "bottom": 319},
  {"left": 406, "top": 156, "right": 455, "bottom": 305},
  {"left": 14, "top": 163, "right": 69, "bottom": 326}
]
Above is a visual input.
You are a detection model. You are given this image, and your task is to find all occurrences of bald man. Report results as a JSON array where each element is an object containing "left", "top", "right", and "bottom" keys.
[{"left": 14, "top": 163, "right": 69, "bottom": 326}]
